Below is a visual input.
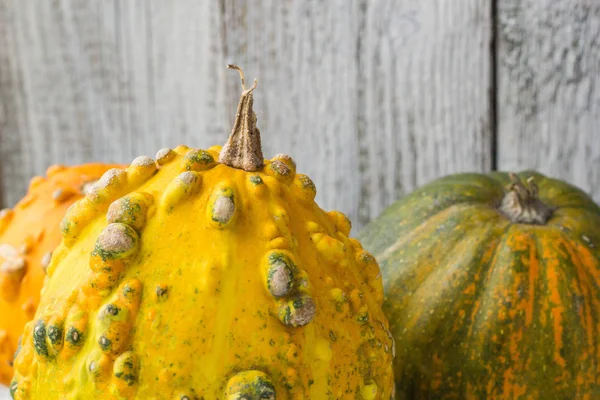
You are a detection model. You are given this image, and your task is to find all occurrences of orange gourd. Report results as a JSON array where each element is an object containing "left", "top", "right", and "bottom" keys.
[{"left": 0, "top": 163, "right": 119, "bottom": 384}]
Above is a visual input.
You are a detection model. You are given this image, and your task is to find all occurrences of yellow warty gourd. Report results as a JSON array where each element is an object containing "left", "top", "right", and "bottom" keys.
[
  {"left": 10, "top": 66, "right": 395, "bottom": 399},
  {"left": 0, "top": 163, "right": 119, "bottom": 384}
]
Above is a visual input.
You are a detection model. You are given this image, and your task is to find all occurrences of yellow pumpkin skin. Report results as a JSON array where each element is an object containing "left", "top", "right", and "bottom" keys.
[
  {"left": 0, "top": 164, "right": 119, "bottom": 385},
  {"left": 10, "top": 146, "right": 395, "bottom": 399}
]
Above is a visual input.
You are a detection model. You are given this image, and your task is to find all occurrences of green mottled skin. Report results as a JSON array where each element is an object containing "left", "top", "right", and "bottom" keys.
[
  {"left": 279, "top": 294, "right": 313, "bottom": 327},
  {"left": 226, "top": 371, "right": 276, "bottom": 400},
  {"left": 184, "top": 150, "right": 215, "bottom": 170},
  {"left": 267, "top": 252, "right": 298, "bottom": 279},
  {"left": 358, "top": 171, "right": 600, "bottom": 399},
  {"left": 120, "top": 198, "right": 143, "bottom": 226},
  {"left": 32, "top": 320, "right": 49, "bottom": 358},
  {"left": 91, "top": 248, "right": 121, "bottom": 262},
  {"left": 268, "top": 252, "right": 293, "bottom": 267},
  {"left": 65, "top": 327, "right": 83, "bottom": 348},
  {"left": 103, "top": 304, "right": 120, "bottom": 316},
  {"left": 355, "top": 311, "right": 369, "bottom": 325},
  {"left": 46, "top": 324, "right": 63, "bottom": 346},
  {"left": 99, "top": 336, "right": 112, "bottom": 352},
  {"left": 249, "top": 175, "right": 263, "bottom": 185},
  {"left": 92, "top": 224, "right": 138, "bottom": 262}
]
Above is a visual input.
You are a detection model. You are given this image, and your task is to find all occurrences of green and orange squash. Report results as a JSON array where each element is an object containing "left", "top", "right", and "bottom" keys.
[
  {"left": 0, "top": 163, "right": 119, "bottom": 384},
  {"left": 359, "top": 172, "right": 600, "bottom": 399},
  {"left": 10, "top": 66, "right": 394, "bottom": 399}
]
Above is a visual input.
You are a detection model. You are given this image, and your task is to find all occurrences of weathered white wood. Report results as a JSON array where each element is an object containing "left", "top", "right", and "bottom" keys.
[
  {"left": 0, "top": 0, "right": 494, "bottom": 230},
  {"left": 218, "top": 0, "right": 366, "bottom": 228},
  {"left": 358, "top": 0, "right": 493, "bottom": 225},
  {"left": 225, "top": 0, "right": 494, "bottom": 228},
  {"left": 497, "top": 0, "right": 600, "bottom": 202},
  {"left": 0, "top": 0, "right": 226, "bottom": 206}
]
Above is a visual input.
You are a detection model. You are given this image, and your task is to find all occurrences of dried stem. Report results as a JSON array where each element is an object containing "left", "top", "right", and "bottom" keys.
[
  {"left": 218, "top": 65, "right": 263, "bottom": 171},
  {"left": 499, "top": 173, "right": 553, "bottom": 225}
]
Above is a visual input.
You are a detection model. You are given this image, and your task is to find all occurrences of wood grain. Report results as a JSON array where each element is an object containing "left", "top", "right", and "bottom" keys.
[
  {"left": 217, "top": 0, "right": 366, "bottom": 229},
  {"left": 220, "top": 0, "right": 494, "bottom": 229},
  {"left": 0, "top": 0, "right": 494, "bottom": 230},
  {"left": 497, "top": 0, "right": 600, "bottom": 201},
  {"left": 358, "top": 0, "right": 493, "bottom": 226},
  {"left": 0, "top": 0, "right": 226, "bottom": 206}
]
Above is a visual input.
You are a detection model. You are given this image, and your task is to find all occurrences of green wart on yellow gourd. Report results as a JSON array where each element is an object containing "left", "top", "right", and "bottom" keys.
[
  {"left": 0, "top": 163, "right": 118, "bottom": 385},
  {"left": 359, "top": 172, "right": 600, "bottom": 399},
  {"left": 10, "top": 66, "right": 394, "bottom": 400}
]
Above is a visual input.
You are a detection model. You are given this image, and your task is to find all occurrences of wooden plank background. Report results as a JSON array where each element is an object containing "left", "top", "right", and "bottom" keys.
[
  {"left": 0, "top": 0, "right": 598, "bottom": 232},
  {"left": 497, "top": 0, "right": 600, "bottom": 203}
]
